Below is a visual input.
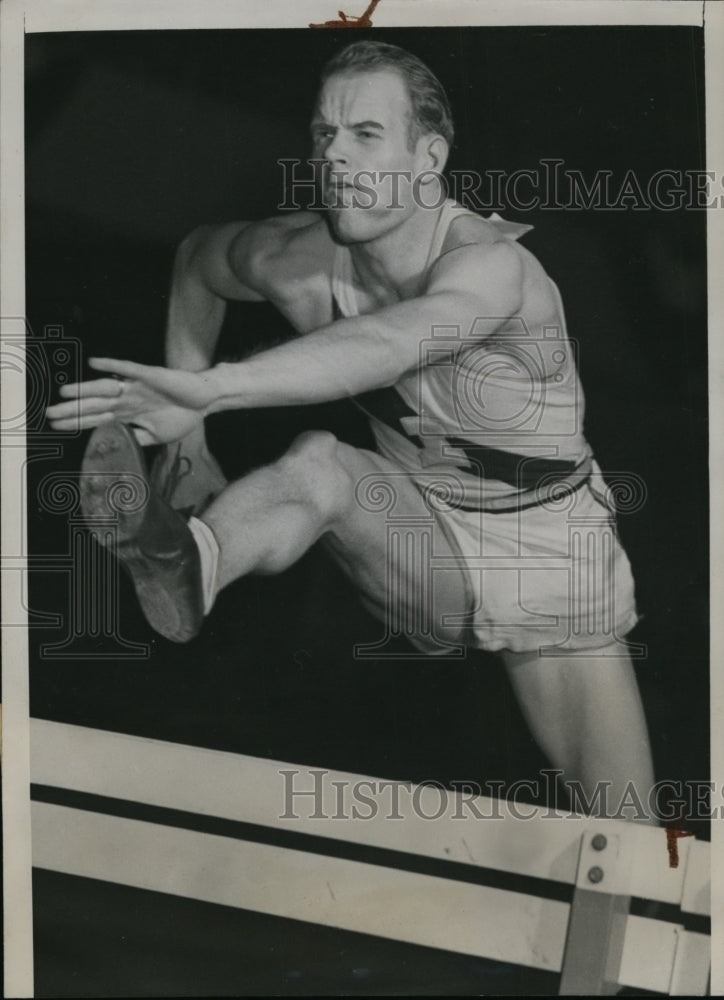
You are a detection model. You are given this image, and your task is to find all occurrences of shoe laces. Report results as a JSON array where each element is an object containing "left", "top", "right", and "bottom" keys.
[
  {"left": 154, "top": 444, "right": 215, "bottom": 519},
  {"left": 157, "top": 443, "right": 192, "bottom": 505}
]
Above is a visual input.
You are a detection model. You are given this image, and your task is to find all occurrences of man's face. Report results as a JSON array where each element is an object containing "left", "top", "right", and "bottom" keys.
[{"left": 311, "top": 70, "right": 429, "bottom": 243}]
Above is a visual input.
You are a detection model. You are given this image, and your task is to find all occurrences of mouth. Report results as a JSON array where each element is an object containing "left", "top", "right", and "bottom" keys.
[{"left": 324, "top": 181, "right": 358, "bottom": 207}]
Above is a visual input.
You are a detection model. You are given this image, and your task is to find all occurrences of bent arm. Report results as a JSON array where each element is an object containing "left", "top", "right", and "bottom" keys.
[
  {"left": 206, "top": 240, "right": 523, "bottom": 411},
  {"left": 165, "top": 221, "right": 267, "bottom": 372}
]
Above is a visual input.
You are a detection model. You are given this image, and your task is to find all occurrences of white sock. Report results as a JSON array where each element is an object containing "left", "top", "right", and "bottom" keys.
[{"left": 187, "top": 516, "right": 220, "bottom": 616}]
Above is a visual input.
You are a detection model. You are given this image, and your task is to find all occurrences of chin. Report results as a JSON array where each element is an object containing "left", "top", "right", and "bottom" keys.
[{"left": 327, "top": 207, "right": 397, "bottom": 245}]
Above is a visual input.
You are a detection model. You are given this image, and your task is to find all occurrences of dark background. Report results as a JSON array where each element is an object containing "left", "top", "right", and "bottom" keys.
[{"left": 25, "top": 26, "right": 708, "bottom": 996}]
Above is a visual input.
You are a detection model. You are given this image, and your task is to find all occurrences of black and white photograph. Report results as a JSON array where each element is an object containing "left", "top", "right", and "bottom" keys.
[{"left": 1, "top": 0, "right": 721, "bottom": 995}]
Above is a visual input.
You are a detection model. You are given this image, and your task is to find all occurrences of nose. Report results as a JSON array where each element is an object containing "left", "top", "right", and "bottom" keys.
[{"left": 323, "top": 129, "right": 349, "bottom": 166}]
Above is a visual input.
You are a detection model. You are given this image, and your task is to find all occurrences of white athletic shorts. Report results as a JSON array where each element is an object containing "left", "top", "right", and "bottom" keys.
[{"left": 430, "top": 462, "right": 640, "bottom": 654}]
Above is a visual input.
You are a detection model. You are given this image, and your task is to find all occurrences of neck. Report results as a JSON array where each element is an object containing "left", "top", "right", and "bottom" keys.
[{"left": 349, "top": 198, "right": 449, "bottom": 302}]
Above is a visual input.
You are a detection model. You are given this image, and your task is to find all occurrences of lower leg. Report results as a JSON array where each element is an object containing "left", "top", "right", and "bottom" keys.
[{"left": 503, "top": 646, "right": 655, "bottom": 822}]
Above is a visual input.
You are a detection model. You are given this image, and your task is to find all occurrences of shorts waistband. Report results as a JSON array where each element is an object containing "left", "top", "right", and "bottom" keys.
[{"left": 454, "top": 454, "right": 595, "bottom": 514}]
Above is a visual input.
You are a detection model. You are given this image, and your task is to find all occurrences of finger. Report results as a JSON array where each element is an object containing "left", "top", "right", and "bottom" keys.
[
  {"left": 47, "top": 396, "right": 119, "bottom": 421},
  {"left": 48, "top": 412, "right": 115, "bottom": 432},
  {"left": 58, "top": 378, "right": 125, "bottom": 400},
  {"left": 46, "top": 400, "right": 76, "bottom": 420},
  {"left": 130, "top": 427, "right": 155, "bottom": 447},
  {"left": 88, "top": 357, "right": 153, "bottom": 380}
]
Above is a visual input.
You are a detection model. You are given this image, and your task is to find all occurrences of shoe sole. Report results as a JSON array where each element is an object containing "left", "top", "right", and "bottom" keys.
[{"left": 81, "top": 421, "right": 202, "bottom": 644}]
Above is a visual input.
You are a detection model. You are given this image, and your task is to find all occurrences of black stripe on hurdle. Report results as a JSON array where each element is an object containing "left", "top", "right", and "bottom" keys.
[
  {"left": 32, "top": 783, "right": 572, "bottom": 903},
  {"left": 628, "top": 896, "right": 711, "bottom": 936},
  {"left": 31, "top": 783, "right": 712, "bottom": 934}
]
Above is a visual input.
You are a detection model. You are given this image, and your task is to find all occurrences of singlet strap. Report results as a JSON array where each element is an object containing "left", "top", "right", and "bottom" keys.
[
  {"left": 331, "top": 202, "right": 534, "bottom": 320},
  {"left": 424, "top": 202, "right": 534, "bottom": 270},
  {"left": 331, "top": 243, "right": 359, "bottom": 318}
]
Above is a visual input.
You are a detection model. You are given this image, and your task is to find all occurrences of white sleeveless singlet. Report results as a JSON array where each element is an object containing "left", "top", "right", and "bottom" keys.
[{"left": 332, "top": 200, "right": 591, "bottom": 510}]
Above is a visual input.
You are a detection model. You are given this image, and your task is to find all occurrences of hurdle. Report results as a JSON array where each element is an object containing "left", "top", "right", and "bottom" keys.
[{"left": 30, "top": 718, "right": 711, "bottom": 995}]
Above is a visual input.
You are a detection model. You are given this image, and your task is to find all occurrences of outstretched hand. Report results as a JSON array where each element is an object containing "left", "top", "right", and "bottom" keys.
[{"left": 46, "top": 357, "right": 220, "bottom": 446}]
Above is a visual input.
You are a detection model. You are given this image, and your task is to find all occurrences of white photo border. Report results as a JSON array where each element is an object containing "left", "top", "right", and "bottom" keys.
[{"left": 2, "top": 1, "right": 721, "bottom": 996}]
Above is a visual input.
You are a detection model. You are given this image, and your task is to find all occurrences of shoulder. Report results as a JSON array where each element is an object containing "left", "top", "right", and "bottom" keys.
[
  {"left": 230, "top": 212, "right": 334, "bottom": 297},
  {"left": 428, "top": 210, "right": 559, "bottom": 318},
  {"left": 428, "top": 215, "right": 523, "bottom": 295}
]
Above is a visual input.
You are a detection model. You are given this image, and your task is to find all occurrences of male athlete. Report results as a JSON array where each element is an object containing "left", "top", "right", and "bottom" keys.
[{"left": 47, "top": 41, "right": 654, "bottom": 815}]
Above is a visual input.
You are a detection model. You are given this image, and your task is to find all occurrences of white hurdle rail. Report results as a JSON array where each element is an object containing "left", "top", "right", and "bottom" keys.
[{"left": 30, "top": 718, "right": 711, "bottom": 995}]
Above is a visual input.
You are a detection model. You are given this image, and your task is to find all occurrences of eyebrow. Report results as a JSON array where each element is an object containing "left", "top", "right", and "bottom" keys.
[{"left": 310, "top": 119, "right": 385, "bottom": 131}]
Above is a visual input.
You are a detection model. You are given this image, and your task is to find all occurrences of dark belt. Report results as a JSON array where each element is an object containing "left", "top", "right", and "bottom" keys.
[
  {"left": 348, "top": 381, "right": 594, "bottom": 514},
  {"left": 440, "top": 454, "right": 595, "bottom": 514}
]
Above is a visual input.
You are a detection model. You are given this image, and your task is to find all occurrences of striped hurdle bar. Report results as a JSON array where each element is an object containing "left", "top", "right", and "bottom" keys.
[{"left": 30, "top": 719, "right": 711, "bottom": 995}]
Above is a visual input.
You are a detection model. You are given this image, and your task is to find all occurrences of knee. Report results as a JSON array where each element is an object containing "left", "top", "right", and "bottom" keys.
[
  {"left": 279, "top": 430, "right": 354, "bottom": 520},
  {"left": 287, "top": 429, "right": 339, "bottom": 461}
]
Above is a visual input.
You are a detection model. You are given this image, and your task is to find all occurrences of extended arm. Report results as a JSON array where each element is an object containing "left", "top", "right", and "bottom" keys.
[
  {"left": 47, "top": 239, "right": 523, "bottom": 439},
  {"left": 206, "top": 238, "right": 523, "bottom": 409}
]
